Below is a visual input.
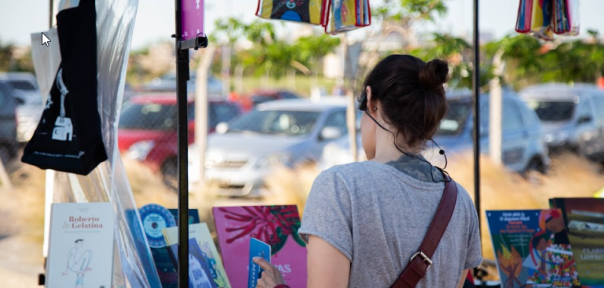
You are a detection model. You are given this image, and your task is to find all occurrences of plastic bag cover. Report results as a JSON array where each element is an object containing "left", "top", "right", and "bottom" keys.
[{"left": 51, "top": 0, "right": 162, "bottom": 287}]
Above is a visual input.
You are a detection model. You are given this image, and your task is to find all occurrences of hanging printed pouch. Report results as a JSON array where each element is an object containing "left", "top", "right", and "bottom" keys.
[
  {"left": 553, "top": 0, "right": 579, "bottom": 35},
  {"left": 531, "top": 0, "right": 554, "bottom": 40},
  {"left": 516, "top": 0, "right": 534, "bottom": 33},
  {"left": 22, "top": 0, "right": 108, "bottom": 175},
  {"left": 256, "top": 0, "right": 324, "bottom": 25},
  {"left": 324, "top": 0, "right": 371, "bottom": 35}
]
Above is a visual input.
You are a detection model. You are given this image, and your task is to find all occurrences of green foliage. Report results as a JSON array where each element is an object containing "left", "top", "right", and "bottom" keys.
[
  {"left": 374, "top": 0, "right": 447, "bottom": 22},
  {"left": 213, "top": 17, "right": 340, "bottom": 79},
  {"left": 0, "top": 41, "right": 34, "bottom": 72},
  {"left": 410, "top": 33, "right": 475, "bottom": 89},
  {"left": 482, "top": 33, "right": 604, "bottom": 90}
]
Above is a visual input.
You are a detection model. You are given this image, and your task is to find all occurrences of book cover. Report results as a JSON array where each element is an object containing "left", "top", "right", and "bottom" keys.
[
  {"left": 551, "top": 198, "right": 604, "bottom": 287},
  {"left": 139, "top": 204, "right": 177, "bottom": 288},
  {"left": 168, "top": 238, "right": 218, "bottom": 288},
  {"left": 212, "top": 205, "right": 307, "bottom": 288},
  {"left": 169, "top": 209, "right": 200, "bottom": 225},
  {"left": 163, "top": 223, "right": 231, "bottom": 288},
  {"left": 248, "top": 238, "right": 271, "bottom": 288},
  {"left": 486, "top": 209, "right": 581, "bottom": 288},
  {"left": 46, "top": 202, "right": 115, "bottom": 288}
]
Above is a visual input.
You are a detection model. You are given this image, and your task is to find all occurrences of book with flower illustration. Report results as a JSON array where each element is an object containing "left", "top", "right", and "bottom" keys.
[
  {"left": 212, "top": 205, "right": 307, "bottom": 288},
  {"left": 551, "top": 198, "right": 604, "bottom": 288},
  {"left": 486, "top": 209, "right": 581, "bottom": 288}
]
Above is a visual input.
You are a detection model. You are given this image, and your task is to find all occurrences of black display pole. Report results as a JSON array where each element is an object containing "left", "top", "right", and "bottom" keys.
[
  {"left": 173, "top": 1, "right": 208, "bottom": 287},
  {"left": 472, "top": 0, "right": 481, "bottom": 241},
  {"left": 472, "top": 0, "right": 485, "bottom": 285}
]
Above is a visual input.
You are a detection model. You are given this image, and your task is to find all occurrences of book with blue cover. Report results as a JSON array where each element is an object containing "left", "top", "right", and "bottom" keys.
[
  {"left": 486, "top": 209, "right": 581, "bottom": 288},
  {"left": 248, "top": 238, "right": 271, "bottom": 288},
  {"left": 168, "top": 238, "right": 218, "bottom": 288}
]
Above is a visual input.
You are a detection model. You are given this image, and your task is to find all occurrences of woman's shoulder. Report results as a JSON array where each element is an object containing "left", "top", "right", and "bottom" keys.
[
  {"left": 319, "top": 161, "right": 387, "bottom": 179},
  {"left": 451, "top": 181, "right": 479, "bottom": 213}
]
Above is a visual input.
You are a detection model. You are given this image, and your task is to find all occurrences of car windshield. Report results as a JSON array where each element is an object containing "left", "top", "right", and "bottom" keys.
[
  {"left": 9, "top": 80, "right": 36, "bottom": 91},
  {"left": 524, "top": 100, "right": 574, "bottom": 122},
  {"left": 228, "top": 110, "right": 320, "bottom": 136},
  {"left": 208, "top": 102, "right": 240, "bottom": 128},
  {"left": 119, "top": 103, "right": 178, "bottom": 131},
  {"left": 435, "top": 101, "right": 471, "bottom": 136}
]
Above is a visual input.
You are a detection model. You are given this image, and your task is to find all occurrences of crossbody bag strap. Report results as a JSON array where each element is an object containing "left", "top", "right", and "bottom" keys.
[{"left": 391, "top": 170, "right": 459, "bottom": 288}]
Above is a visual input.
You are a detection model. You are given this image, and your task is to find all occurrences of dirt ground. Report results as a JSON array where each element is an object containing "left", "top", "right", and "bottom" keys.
[{"left": 0, "top": 153, "right": 602, "bottom": 287}]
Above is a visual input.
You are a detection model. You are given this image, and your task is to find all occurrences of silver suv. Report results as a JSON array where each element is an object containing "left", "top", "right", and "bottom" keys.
[
  {"left": 190, "top": 98, "right": 351, "bottom": 197},
  {"left": 520, "top": 83, "right": 604, "bottom": 163}
]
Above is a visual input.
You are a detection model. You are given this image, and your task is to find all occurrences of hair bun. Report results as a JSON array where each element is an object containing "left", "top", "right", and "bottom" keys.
[{"left": 419, "top": 59, "right": 449, "bottom": 89}]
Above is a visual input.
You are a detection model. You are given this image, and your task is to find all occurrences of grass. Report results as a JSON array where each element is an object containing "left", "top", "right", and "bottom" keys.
[{"left": 1, "top": 152, "right": 602, "bottom": 284}]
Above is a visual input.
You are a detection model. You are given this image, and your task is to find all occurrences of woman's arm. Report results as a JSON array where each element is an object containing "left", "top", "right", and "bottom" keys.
[
  {"left": 307, "top": 235, "right": 350, "bottom": 288},
  {"left": 456, "top": 269, "right": 469, "bottom": 288}
]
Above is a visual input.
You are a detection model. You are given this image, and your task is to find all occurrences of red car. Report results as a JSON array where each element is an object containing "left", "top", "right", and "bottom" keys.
[
  {"left": 232, "top": 89, "right": 302, "bottom": 111},
  {"left": 118, "top": 93, "right": 242, "bottom": 188}
]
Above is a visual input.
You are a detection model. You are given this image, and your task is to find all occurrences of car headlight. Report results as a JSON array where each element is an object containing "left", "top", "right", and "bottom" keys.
[
  {"left": 126, "top": 140, "right": 155, "bottom": 161},
  {"left": 544, "top": 131, "right": 569, "bottom": 145},
  {"left": 254, "top": 154, "right": 292, "bottom": 169}
]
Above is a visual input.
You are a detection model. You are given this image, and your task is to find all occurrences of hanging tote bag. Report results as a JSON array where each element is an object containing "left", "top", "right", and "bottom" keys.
[{"left": 22, "top": 0, "right": 108, "bottom": 175}]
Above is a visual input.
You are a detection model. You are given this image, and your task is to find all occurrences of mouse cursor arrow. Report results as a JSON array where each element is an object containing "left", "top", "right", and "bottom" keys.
[{"left": 41, "top": 32, "right": 51, "bottom": 47}]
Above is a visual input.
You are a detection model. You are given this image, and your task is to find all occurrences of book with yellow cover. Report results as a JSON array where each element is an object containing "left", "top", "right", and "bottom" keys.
[{"left": 163, "top": 223, "right": 231, "bottom": 288}]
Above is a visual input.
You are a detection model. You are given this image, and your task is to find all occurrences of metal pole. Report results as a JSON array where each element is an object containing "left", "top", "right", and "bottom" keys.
[
  {"left": 49, "top": 0, "right": 54, "bottom": 28},
  {"left": 174, "top": 0, "right": 190, "bottom": 286},
  {"left": 472, "top": 0, "right": 481, "bottom": 231}
]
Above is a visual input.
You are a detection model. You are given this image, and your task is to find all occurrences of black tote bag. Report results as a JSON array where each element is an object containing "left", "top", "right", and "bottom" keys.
[{"left": 22, "top": 0, "right": 107, "bottom": 175}]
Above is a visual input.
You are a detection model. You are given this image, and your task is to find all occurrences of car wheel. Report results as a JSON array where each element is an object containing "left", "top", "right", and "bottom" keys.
[
  {"left": 522, "top": 157, "right": 546, "bottom": 185},
  {"left": 161, "top": 158, "right": 178, "bottom": 191}
]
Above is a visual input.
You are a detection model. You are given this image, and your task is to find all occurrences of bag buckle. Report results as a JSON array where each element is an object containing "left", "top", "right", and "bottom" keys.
[{"left": 410, "top": 251, "right": 433, "bottom": 270}]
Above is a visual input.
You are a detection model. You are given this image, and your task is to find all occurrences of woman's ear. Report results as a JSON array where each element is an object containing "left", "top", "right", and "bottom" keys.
[{"left": 366, "top": 86, "right": 374, "bottom": 112}]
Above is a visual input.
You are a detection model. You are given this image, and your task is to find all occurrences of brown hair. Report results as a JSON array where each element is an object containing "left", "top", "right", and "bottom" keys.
[{"left": 360, "top": 55, "right": 449, "bottom": 148}]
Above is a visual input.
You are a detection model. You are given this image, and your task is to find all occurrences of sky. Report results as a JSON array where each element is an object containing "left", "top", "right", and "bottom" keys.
[{"left": 1, "top": 0, "right": 604, "bottom": 50}]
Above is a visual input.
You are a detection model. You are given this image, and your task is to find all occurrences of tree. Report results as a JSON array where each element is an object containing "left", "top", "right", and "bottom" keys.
[
  {"left": 212, "top": 17, "right": 340, "bottom": 80},
  {"left": 411, "top": 33, "right": 473, "bottom": 89}
]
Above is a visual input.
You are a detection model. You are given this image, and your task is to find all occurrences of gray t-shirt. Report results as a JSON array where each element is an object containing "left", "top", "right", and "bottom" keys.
[{"left": 299, "top": 159, "right": 482, "bottom": 288}]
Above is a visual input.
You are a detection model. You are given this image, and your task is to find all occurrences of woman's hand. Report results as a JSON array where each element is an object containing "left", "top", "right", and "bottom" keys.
[{"left": 253, "top": 257, "right": 286, "bottom": 288}]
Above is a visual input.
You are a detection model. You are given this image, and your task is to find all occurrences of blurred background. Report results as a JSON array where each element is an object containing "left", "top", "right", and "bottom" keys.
[{"left": 2, "top": 0, "right": 604, "bottom": 287}]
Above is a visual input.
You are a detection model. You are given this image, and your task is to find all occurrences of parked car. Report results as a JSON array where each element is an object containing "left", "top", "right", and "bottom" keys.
[
  {"left": 117, "top": 93, "right": 242, "bottom": 188},
  {"left": 141, "top": 72, "right": 223, "bottom": 96},
  {"left": 236, "top": 89, "right": 303, "bottom": 111},
  {"left": 320, "top": 90, "right": 550, "bottom": 176},
  {"left": 190, "top": 98, "right": 351, "bottom": 197},
  {"left": 0, "top": 72, "right": 44, "bottom": 142},
  {"left": 519, "top": 83, "right": 604, "bottom": 163},
  {"left": 0, "top": 80, "right": 18, "bottom": 161},
  {"left": 433, "top": 90, "right": 550, "bottom": 174}
]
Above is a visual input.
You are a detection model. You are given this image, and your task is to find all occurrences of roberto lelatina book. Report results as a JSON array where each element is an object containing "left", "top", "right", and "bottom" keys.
[{"left": 46, "top": 202, "right": 115, "bottom": 288}]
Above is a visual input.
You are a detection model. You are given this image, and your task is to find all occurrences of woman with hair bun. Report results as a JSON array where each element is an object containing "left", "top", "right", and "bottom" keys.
[{"left": 253, "top": 55, "right": 482, "bottom": 288}]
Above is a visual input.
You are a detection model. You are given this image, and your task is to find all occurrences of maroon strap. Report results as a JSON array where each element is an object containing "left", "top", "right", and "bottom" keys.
[{"left": 391, "top": 172, "right": 458, "bottom": 288}]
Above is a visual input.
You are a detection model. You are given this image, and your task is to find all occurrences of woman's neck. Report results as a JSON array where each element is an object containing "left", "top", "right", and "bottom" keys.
[{"left": 370, "top": 129, "right": 419, "bottom": 164}]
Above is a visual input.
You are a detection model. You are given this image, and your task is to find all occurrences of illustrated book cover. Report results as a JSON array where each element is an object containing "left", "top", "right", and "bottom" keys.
[
  {"left": 168, "top": 238, "right": 217, "bottom": 288},
  {"left": 46, "top": 202, "right": 115, "bottom": 288},
  {"left": 486, "top": 209, "right": 581, "bottom": 288},
  {"left": 551, "top": 198, "right": 604, "bottom": 288},
  {"left": 163, "top": 223, "right": 231, "bottom": 288},
  {"left": 212, "top": 205, "right": 307, "bottom": 288}
]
